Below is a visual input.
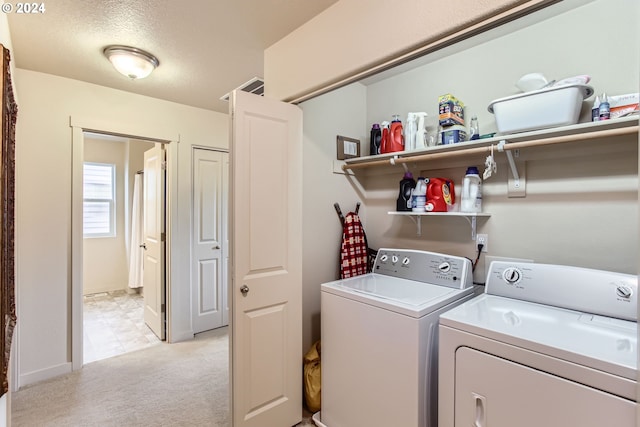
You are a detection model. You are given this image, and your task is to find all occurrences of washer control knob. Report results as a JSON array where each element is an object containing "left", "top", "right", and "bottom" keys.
[
  {"left": 503, "top": 267, "right": 522, "bottom": 285},
  {"left": 402, "top": 257, "right": 410, "bottom": 266},
  {"left": 391, "top": 255, "right": 399, "bottom": 264},
  {"left": 380, "top": 254, "right": 388, "bottom": 262},
  {"left": 616, "top": 285, "right": 633, "bottom": 299},
  {"left": 438, "top": 262, "right": 451, "bottom": 273}
]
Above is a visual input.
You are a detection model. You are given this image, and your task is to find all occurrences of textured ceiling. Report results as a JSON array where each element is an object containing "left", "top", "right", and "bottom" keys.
[{"left": 6, "top": 0, "right": 337, "bottom": 113}]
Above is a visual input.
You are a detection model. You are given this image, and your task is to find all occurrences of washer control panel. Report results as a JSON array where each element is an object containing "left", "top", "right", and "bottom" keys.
[
  {"left": 486, "top": 261, "right": 638, "bottom": 322},
  {"left": 374, "top": 248, "right": 473, "bottom": 289}
]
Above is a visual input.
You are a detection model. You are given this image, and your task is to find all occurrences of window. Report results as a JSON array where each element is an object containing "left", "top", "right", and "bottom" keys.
[{"left": 83, "top": 162, "right": 116, "bottom": 237}]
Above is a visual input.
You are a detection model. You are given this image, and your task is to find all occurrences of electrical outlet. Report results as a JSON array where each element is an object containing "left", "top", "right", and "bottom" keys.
[{"left": 476, "top": 234, "right": 488, "bottom": 252}]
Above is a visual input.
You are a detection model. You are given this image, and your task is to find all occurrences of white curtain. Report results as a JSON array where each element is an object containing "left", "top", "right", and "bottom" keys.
[{"left": 128, "top": 173, "right": 144, "bottom": 289}]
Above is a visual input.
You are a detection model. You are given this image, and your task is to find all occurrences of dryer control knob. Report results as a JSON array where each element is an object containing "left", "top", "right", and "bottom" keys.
[
  {"left": 380, "top": 254, "right": 388, "bottom": 262},
  {"left": 438, "top": 262, "right": 451, "bottom": 273},
  {"left": 402, "top": 257, "right": 410, "bottom": 266},
  {"left": 616, "top": 285, "right": 633, "bottom": 299},
  {"left": 391, "top": 255, "right": 399, "bottom": 264},
  {"left": 503, "top": 267, "right": 522, "bottom": 284}
]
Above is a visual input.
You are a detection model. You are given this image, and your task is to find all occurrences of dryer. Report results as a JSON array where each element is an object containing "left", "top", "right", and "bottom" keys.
[
  {"left": 320, "top": 248, "right": 477, "bottom": 427},
  {"left": 439, "top": 261, "right": 638, "bottom": 427}
]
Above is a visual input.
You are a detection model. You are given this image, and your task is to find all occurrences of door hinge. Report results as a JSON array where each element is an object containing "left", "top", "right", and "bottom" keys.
[
  {"left": 161, "top": 303, "right": 166, "bottom": 313},
  {"left": 161, "top": 232, "right": 166, "bottom": 242},
  {"left": 161, "top": 161, "right": 167, "bottom": 170}
]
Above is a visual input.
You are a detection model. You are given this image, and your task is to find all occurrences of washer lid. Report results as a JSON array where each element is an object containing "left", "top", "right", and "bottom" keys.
[
  {"left": 440, "top": 294, "right": 637, "bottom": 380},
  {"left": 321, "top": 273, "right": 473, "bottom": 318}
]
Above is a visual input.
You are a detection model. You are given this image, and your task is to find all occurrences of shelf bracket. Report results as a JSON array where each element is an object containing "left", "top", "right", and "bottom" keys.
[
  {"left": 498, "top": 140, "right": 526, "bottom": 198},
  {"left": 463, "top": 215, "right": 478, "bottom": 240},
  {"left": 498, "top": 140, "right": 519, "bottom": 183},
  {"left": 405, "top": 214, "right": 422, "bottom": 236}
]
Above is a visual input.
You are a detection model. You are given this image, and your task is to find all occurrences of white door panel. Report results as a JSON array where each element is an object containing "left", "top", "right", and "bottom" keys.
[
  {"left": 192, "top": 148, "right": 228, "bottom": 333},
  {"left": 143, "top": 144, "right": 166, "bottom": 340},
  {"left": 454, "top": 347, "right": 636, "bottom": 426},
  {"left": 231, "top": 90, "right": 302, "bottom": 427}
]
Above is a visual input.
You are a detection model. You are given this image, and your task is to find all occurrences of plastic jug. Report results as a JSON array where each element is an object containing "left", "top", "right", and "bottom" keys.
[
  {"left": 426, "top": 178, "right": 455, "bottom": 212},
  {"left": 411, "top": 177, "right": 427, "bottom": 212},
  {"left": 396, "top": 172, "right": 416, "bottom": 211},
  {"left": 460, "top": 166, "right": 482, "bottom": 213},
  {"left": 414, "top": 112, "right": 428, "bottom": 149},
  {"left": 405, "top": 113, "right": 417, "bottom": 151},
  {"left": 379, "top": 121, "right": 391, "bottom": 154},
  {"left": 382, "top": 115, "right": 404, "bottom": 153},
  {"left": 370, "top": 124, "right": 382, "bottom": 155},
  {"left": 469, "top": 116, "right": 480, "bottom": 140}
]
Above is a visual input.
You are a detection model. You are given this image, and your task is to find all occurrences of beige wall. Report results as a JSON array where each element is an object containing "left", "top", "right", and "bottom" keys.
[
  {"left": 14, "top": 69, "right": 228, "bottom": 387},
  {"left": 298, "top": 0, "right": 639, "bottom": 350},
  {"left": 264, "top": 0, "right": 555, "bottom": 102},
  {"left": 83, "top": 136, "right": 129, "bottom": 295},
  {"left": 300, "top": 82, "right": 367, "bottom": 352},
  {"left": 362, "top": 0, "right": 638, "bottom": 277}
]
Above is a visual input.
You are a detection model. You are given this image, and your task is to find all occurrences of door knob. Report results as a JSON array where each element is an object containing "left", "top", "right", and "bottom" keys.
[
  {"left": 240, "top": 285, "right": 250, "bottom": 296},
  {"left": 212, "top": 245, "right": 220, "bottom": 250},
  {"left": 140, "top": 243, "right": 147, "bottom": 250}
]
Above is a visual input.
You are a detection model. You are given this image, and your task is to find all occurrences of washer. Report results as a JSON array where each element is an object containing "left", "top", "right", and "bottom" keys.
[
  {"left": 439, "top": 261, "right": 638, "bottom": 427},
  {"left": 320, "top": 248, "right": 477, "bottom": 427}
]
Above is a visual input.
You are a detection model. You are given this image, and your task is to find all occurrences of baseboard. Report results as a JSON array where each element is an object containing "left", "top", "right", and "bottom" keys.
[
  {"left": 19, "top": 362, "right": 72, "bottom": 389},
  {"left": 83, "top": 285, "right": 132, "bottom": 296}
]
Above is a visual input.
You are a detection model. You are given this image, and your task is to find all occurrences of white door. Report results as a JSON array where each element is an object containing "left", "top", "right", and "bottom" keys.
[
  {"left": 230, "top": 90, "right": 303, "bottom": 427},
  {"left": 192, "top": 148, "right": 229, "bottom": 333},
  {"left": 143, "top": 144, "right": 166, "bottom": 340}
]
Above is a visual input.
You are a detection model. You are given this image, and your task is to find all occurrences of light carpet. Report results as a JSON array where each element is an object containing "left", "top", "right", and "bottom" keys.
[{"left": 12, "top": 327, "right": 230, "bottom": 427}]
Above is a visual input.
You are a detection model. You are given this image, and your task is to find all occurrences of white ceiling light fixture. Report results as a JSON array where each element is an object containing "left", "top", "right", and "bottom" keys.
[{"left": 103, "top": 45, "right": 159, "bottom": 80}]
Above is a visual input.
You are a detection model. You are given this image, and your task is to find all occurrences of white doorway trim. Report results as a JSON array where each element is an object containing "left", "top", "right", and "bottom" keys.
[{"left": 70, "top": 117, "right": 179, "bottom": 371}]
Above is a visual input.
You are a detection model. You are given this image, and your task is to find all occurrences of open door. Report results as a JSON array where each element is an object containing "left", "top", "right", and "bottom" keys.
[
  {"left": 230, "top": 90, "right": 302, "bottom": 427},
  {"left": 143, "top": 144, "right": 166, "bottom": 340}
]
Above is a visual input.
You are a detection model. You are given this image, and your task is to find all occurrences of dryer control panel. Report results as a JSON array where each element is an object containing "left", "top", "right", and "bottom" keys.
[
  {"left": 374, "top": 248, "right": 473, "bottom": 289},
  {"left": 486, "top": 261, "right": 638, "bottom": 322}
]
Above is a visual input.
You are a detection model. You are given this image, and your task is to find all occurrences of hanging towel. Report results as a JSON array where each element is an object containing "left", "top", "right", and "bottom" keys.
[{"left": 340, "top": 212, "right": 369, "bottom": 279}]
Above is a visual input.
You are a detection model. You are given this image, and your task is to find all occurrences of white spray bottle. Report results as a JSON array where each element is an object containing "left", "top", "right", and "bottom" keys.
[
  {"left": 405, "top": 113, "right": 417, "bottom": 151},
  {"left": 414, "top": 112, "right": 428, "bottom": 149}
]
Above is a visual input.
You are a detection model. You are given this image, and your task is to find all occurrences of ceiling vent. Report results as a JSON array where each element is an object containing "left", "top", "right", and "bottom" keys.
[{"left": 220, "top": 77, "right": 264, "bottom": 101}]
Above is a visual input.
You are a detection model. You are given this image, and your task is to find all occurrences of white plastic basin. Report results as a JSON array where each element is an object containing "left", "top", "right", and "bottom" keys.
[{"left": 488, "top": 84, "right": 594, "bottom": 134}]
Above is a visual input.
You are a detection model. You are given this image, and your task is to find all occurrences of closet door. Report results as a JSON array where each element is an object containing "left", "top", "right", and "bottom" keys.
[{"left": 191, "top": 148, "right": 228, "bottom": 333}]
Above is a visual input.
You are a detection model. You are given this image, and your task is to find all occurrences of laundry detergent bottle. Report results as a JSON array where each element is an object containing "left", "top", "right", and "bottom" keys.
[
  {"left": 411, "top": 177, "right": 427, "bottom": 212},
  {"left": 461, "top": 166, "right": 482, "bottom": 213},
  {"left": 396, "top": 172, "right": 416, "bottom": 211},
  {"left": 379, "top": 121, "right": 391, "bottom": 154},
  {"left": 388, "top": 115, "right": 405, "bottom": 152},
  {"left": 370, "top": 123, "right": 382, "bottom": 155}
]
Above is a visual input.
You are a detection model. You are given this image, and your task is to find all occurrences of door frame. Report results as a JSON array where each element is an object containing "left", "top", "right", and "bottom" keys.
[{"left": 70, "top": 117, "right": 178, "bottom": 370}]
